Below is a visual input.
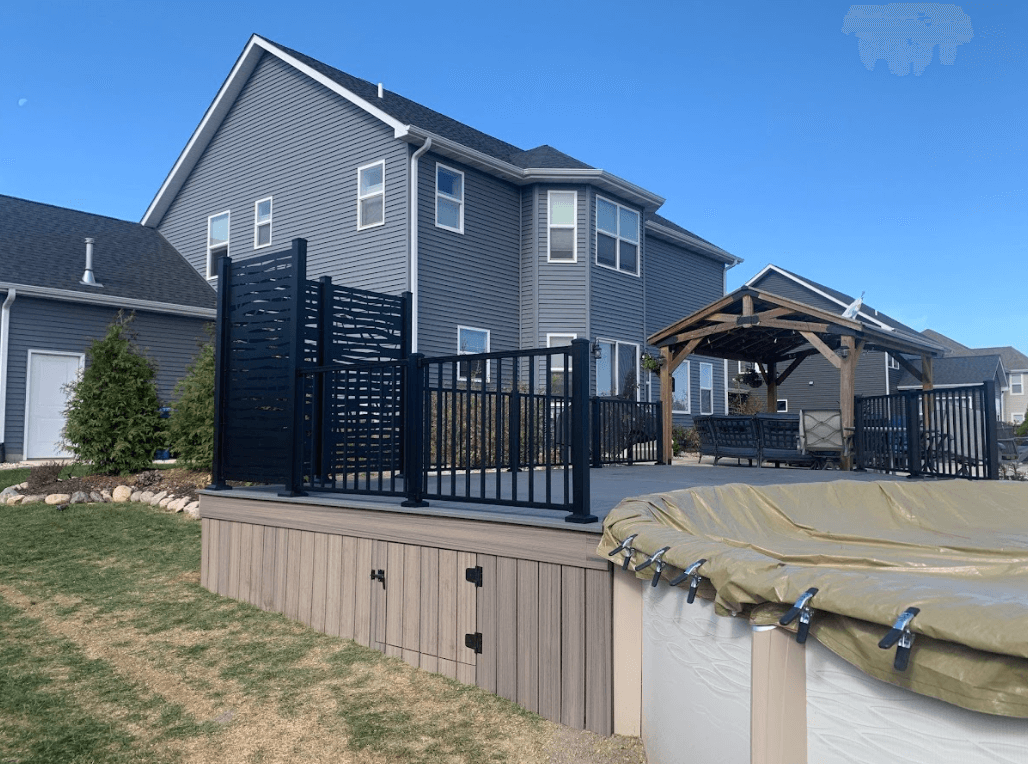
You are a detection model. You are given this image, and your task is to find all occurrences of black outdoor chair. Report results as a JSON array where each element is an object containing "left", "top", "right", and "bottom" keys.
[
  {"left": 756, "top": 414, "right": 814, "bottom": 468},
  {"left": 693, "top": 416, "right": 719, "bottom": 463}
]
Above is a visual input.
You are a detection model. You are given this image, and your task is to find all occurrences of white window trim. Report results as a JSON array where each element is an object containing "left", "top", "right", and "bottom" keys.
[
  {"left": 1013, "top": 413, "right": 1024, "bottom": 425},
  {"left": 253, "top": 196, "right": 273, "bottom": 249},
  {"left": 777, "top": 399, "right": 789, "bottom": 413},
  {"left": 1011, "top": 373, "right": 1024, "bottom": 395},
  {"left": 23, "top": 349, "right": 85, "bottom": 460},
  {"left": 700, "top": 361, "right": 714, "bottom": 415},
  {"left": 206, "top": 210, "right": 230, "bottom": 280},
  {"left": 547, "top": 190, "right": 577, "bottom": 263},
  {"left": 457, "top": 325, "right": 490, "bottom": 382},
  {"left": 546, "top": 333, "right": 577, "bottom": 371},
  {"left": 672, "top": 360, "right": 691, "bottom": 413},
  {"left": 357, "top": 160, "right": 386, "bottom": 230},
  {"left": 436, "top": 162, "right": 464, "bottom": 234},
  {"left": 594, "top": 195, "right": 640, "bottom": 277},
  {"left": 597, "top": 337, "right": 641, "bottom": 401}
]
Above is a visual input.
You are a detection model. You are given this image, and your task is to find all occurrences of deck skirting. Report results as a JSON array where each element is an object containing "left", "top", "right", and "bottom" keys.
[{"left": 200, "top": 492, "right": 613, "bottom": 735}]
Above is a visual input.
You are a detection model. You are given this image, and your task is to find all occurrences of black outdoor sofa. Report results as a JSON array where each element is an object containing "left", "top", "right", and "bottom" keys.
[{"left": 694, "top": 414, "right": 815, "bottom": 468}]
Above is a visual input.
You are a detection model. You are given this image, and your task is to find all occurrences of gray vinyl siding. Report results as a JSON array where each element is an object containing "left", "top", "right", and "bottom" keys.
[
  {"left": 644, "top": 233, "right": 728, "bottom": 422},
  {"left": 416, "top": 154, "right": 520, "bottom": 358},
  {"left": 535, "top": 185, "right": 588, "bottom": 347},
  {"left": 519, "top": 188, "right": 535, "bottom": 350},
  {"left": 157, "top": 52, "right": 409, "bottom": 294},
  {"left": 750, "top": 270, "right": 843, "bottom": 315},
  {"left": 3, "top": 295, "right": 210, "bottom": 460}
]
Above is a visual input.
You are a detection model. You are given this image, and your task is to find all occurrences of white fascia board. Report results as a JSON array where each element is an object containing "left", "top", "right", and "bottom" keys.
[
  {"left": 398, "top": 127, "right": 665, "bottom": 211},
  {"left": 644, "top": 220, "right": 740, "bottom": 265},
  {"left": 0, "top": 282, "right": 215, "bottom": 319},
  {"left": 896, "top": 382, "right": 985, "bottom": 390},
  {"left": 143, "top": 35, "right": 406, "bottom": 228}
]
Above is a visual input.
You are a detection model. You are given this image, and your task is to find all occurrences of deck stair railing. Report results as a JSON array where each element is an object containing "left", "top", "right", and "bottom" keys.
[{"left": 854, "top": 380, "right": 999, "bottom": 479}]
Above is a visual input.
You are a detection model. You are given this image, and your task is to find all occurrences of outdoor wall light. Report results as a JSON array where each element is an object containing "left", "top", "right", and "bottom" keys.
[
  {"left": 592, "top": 341, "right": 603, "bottom": 359},
  {"left": 809, "top": 381, "right": 814, "bottom": 386}
]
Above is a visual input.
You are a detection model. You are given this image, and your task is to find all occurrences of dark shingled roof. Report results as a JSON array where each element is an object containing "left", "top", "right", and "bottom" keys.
[
  {"left": 919, "top": 330, "right": 1028, "bottom": 370},
  {"left": 646, "top": 212, "right": 720, "bottom": 249},
  {"left": 271, "top": 39, "right": 596, "bottom": 171},
  {"left": 921, "top": 329, "right": 970, "bottom": 353},
  {"left": 895, "top": 354, "right": 1005, "bottom": 388},
  {"left": 769, "top": 265, "right": 924, "bottom": 338},
  {"left": 0, "top": 195, "right": 216, "bottom": 310}
]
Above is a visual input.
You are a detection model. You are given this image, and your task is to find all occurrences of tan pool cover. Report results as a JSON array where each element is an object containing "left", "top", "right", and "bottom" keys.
[{"left": 598, "top": 480, "right": 1028, "bottom": 717}]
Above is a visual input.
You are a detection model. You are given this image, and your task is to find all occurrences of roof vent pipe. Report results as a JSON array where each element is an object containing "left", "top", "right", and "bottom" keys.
[
  {"left": 80, "top": 238, "right": 102, "bottom": 286},
  {"left": 378, "top": 83, "right": 384, "bottom": 98}
]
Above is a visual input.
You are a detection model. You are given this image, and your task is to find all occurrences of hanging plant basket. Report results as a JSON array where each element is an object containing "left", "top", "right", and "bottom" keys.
[
  {"left": 739, "top": 369, "right": 763, "bottom": 388},
  {"left": 641, "top": 352, "right": 665, "bottom": 375}
]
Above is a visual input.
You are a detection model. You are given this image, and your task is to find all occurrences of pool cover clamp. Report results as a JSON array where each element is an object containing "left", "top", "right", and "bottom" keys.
[
  {"left": 635, "top": 546, "right": 672, "bottom": 587},
  {"left": 878, "top": 607, "right": 920, "bottom": 672},
  {"left": 669, "top": 558, "right": 707, "bottom": 603},
  {"left": 779, "top": 587, "right": 819, "bottom": 644},
  {"left": 608, "top": 534, "right": 638, "bottom": 571}
]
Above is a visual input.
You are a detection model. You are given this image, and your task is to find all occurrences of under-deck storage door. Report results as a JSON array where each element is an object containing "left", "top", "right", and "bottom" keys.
[{"left": 25, "top": 350, "right": 83, "bottom": 458}]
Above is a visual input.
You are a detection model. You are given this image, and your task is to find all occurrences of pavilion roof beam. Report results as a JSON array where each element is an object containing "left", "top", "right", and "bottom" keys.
[
  {"left": 887, "top": 351, "right": 923, "bottom": 382},
  {"left": 800, "top": 331, "right": 843, "bottom": 370}
]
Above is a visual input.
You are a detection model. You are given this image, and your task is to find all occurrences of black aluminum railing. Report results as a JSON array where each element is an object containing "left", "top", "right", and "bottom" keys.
[
  {"left": 854, "top": 380, "right": 999, "bottom": 479},
  {"left": 591, "top": 398, "right": 662, "bottom": 465}
]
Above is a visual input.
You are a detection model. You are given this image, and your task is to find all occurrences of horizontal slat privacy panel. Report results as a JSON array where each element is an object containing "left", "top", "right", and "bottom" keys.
[{"left": 201, "top": 516, "right": 612, "bottom": 735}]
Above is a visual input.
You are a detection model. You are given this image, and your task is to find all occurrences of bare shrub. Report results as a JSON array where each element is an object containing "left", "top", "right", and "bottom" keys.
[{"left": 26, "top": 461, "right": 67, "bottom": 492}]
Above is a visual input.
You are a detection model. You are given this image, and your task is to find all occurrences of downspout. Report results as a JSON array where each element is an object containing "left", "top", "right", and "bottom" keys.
[
  {"left": 409, "top": 137, "right": 432, "bottom": 353},
  {"left": 0, "top": 288, "right": 16, "bottom": 461}
]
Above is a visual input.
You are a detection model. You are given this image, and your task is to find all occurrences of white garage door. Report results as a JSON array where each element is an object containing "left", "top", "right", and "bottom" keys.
[{"left": 25, "top": 351, "right": 82, "bottom": 459}]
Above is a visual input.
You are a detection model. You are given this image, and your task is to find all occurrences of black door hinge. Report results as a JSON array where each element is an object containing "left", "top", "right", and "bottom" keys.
[
  {"left": 465, "top": 632, "right": 483, "bottom": 654},
  {"left": 465, "top": 566, "right": 483, "bottom": 587}
]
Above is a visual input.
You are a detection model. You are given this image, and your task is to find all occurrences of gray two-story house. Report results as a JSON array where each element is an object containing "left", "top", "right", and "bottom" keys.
[{"left": 142, "top": 34, "right": 739, "bottom": 424}]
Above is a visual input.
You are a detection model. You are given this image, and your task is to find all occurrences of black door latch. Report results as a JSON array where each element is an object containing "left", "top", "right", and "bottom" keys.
[{"left": 370, "top": 569, "right": 385, "bottom": 588}]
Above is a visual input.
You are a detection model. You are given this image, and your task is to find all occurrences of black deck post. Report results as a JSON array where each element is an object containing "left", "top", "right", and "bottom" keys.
[
  {"left": 904, "top": 390, "right": 922, "bottom": 479},
  {"left": 852, "top": 395, "right": 866, "bottom": 471},
  {"left": 207, "top": 254, "right": 233, "bottom": 490},
  {"left": 401, "top": 353, "right": 428, "bottom": 507},
  {"left": 566, "top": 338, "right": 597, "bottom": 524},
  {"left": 983, "top": 379, "right": 1000, "bottom": 480},
  {"left": 591, "top": 397, "right": 602, "bottom": 468},
  {"left": 280, "top": 238, "right": 309, "bottom": 497},
  {"left": 656, "top": 401, "right": 665, "bottom": 465},
  {"left": 313, "top": 275, "right": 332, "bottom": 486}
]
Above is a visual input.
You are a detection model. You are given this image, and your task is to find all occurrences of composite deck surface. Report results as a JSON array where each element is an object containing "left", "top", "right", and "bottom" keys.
[{"left": 206, "top": 460, "right": 904, "bottom": 529}]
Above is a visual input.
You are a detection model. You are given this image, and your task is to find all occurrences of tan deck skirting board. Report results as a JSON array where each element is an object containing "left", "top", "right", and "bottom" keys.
[{"left": 199, "top": 492, "right": 614, "bottom": 736}]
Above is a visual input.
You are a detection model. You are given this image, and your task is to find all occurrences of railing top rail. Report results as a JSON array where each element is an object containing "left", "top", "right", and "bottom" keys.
[{"left": 419, "top": 345, "right": 572, "bottom": 367}]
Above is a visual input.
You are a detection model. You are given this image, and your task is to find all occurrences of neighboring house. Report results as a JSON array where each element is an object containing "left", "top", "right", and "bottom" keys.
[
  {"left": 742, "top": 264, "right": 937, "bottom": 413},
  {"left": 921, "top": 330, "right": 1028, "bottom": 424},
  {"left": 141, "top": 34, "right": 740, "bottom": 426},
  {"left": 0, "top": 195, "right": 216, "bottom": 461},
  {"left": 892, "top": 354, "right": 1007, "bottom": 420}
]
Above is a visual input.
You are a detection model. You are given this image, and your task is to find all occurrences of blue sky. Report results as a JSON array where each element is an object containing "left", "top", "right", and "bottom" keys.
[{"left": 1, "top": 1, "right": 1024, "bottom": 352}]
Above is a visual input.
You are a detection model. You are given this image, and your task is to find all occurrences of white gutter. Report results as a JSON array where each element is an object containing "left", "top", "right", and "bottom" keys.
[
  {"left": 409, "top": 137, "right": 432, "bottom": 353},
  {"left": 0, "top": 288, "right": 16, "bottom": 451},
  {"left": 0, "top": 281, "right": 215, "bottom": 319}
]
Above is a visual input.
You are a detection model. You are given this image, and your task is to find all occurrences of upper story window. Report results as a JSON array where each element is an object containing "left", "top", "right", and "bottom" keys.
[
  {"left": 700, "top": 362, "right": 714, "bottom": 415},
  {"left": 358, "top": 161, "right": 385, "bottom": 229},
  {"left": 436, "top": 164, "right": 464, "bottom": 233},
  {"left": 206, "top": 211, "right": 229, "bottom": 279},
  {"left": 254, "top": 197, "right": 272, "bottom": 248},
  {"left": 672, "top": 361, "right": 691, "bottom": 412},
  {"left": 595, "top": 196, "right": 639, "bottom": 275},
  {"left": 457, "top": 325, "right": 489, "bottom": 382},
  {"left": 596, "top": 339, "right": 639, "bottom": 400},
  {"left": 888, "top": 355, "right": 901, "bottom": 371},
  {"left": 548, "top": 191, "right": 576, "bottom": 262},
  {"left": 1012, "top": 373, "right": 1024, "bottom": 395}
]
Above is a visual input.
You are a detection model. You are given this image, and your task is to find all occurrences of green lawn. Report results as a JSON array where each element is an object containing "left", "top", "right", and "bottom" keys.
[{"left": 0, "top": 498, "right": 579, "bottom": 764}]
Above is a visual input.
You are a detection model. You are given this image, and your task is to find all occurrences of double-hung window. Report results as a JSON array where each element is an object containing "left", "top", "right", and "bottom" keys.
[
  {"left": 358, "top": 161, "right": 385, "bottom": 229},
  {"left": 595, "top": 196, "right": 639, "bottom": 275},
  {"left": 672, "top": 361, "right": 691, "bottom": 412},
  {"left": 1012, "top": 374, "right": 1024, "bottom": 395},
  {"left": 206, "top": 211, "right": 229, "bottom": 279},
  {"left": 548, "top": 191, "right": 576, "bottom": 261},
  {"left": 596, "top": 339, "right": 640, "bottom": 400},
  {"left": 457, "top": 326, "right": 489, "bottom": 382},
  {"left": 254, "top": 197, "right": 272, "bottom": 248},
  {"left": 436, "top": 164, "right": 464, "bottom": 232},
  {"left": 700, "top": 362, "right": 714, "bottom": 415}
]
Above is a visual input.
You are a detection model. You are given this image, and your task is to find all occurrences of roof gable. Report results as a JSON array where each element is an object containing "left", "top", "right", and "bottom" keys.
[
  {"left": 895, "top": 354, "right": 1006, "bottom": 388},
  {"left": 0, "top": 195, "right": 215, "bottom": 312}
]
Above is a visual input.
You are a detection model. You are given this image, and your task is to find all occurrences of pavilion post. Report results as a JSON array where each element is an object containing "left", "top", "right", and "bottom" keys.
[
  {"left": 765, "top": 362, "right": 777, "bottom": 413},
  {"left": 660, "top": 347, "right": 674, "bottom": 464},
  {"left": 839, "top": 336, "right": 857, "bottom": 469}
]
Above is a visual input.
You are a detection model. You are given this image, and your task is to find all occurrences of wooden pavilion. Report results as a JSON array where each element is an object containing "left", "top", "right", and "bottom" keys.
[{"left": 648, "top": 287, "right": 947, "bottom": 466}]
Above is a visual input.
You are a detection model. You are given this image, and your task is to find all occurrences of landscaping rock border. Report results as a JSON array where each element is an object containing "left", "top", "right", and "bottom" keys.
[{"left": 4, "top": 482, "right": 200, "bottom": 518}]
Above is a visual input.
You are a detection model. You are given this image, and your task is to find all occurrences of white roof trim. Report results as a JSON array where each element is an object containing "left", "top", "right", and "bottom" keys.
[
  {"left": 644, "top": 219, "right": 741, "bottom": 265},
  {"left": 745, "top": 264, "right": 895, "bottom": 331},
  {"left": 143, "top": 35, "right": 668, "bottom": 226},
  {"left": 0, "top": 282, "right": 215, "bottom": 319}
]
